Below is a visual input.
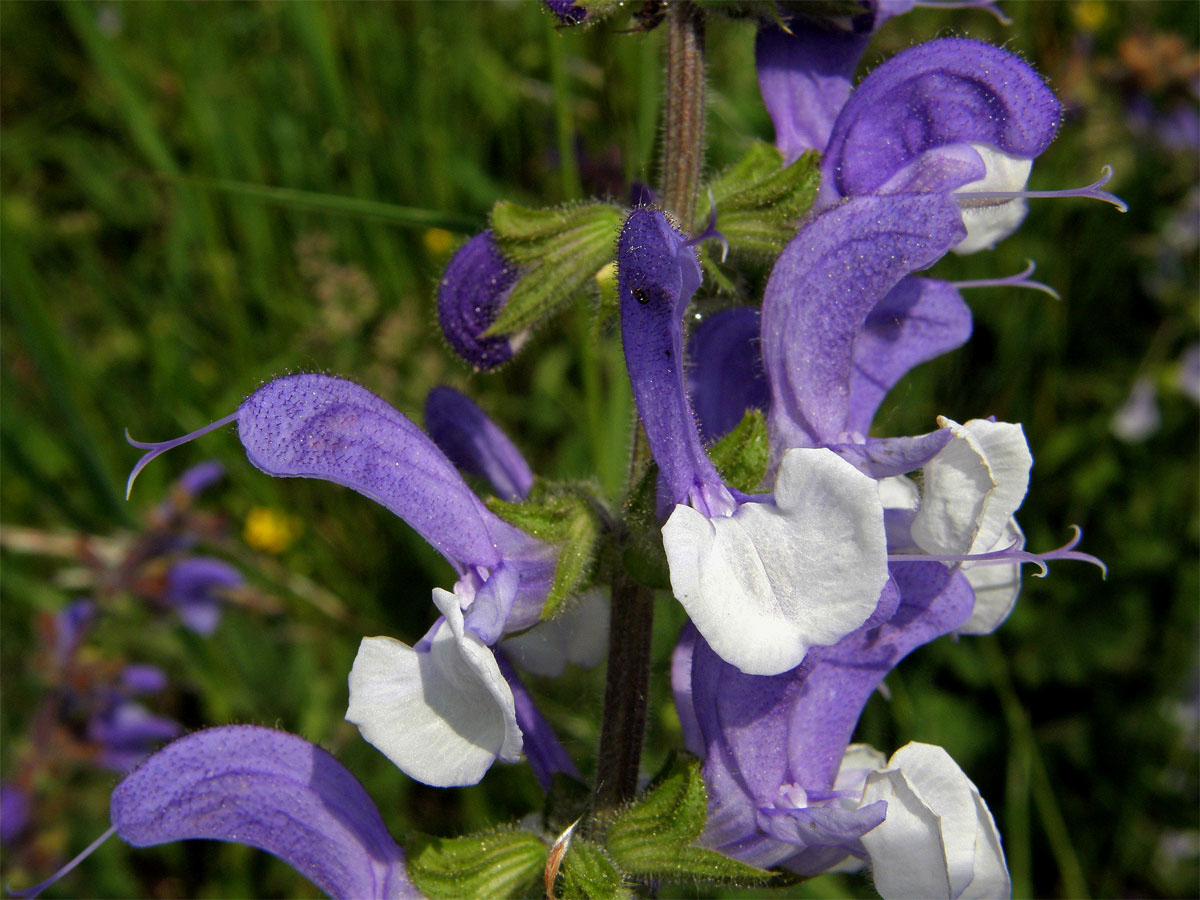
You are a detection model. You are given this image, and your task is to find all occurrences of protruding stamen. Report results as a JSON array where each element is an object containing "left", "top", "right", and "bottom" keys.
[
  {"left": 953, "top": 260, "right": 1060, "bottom": 300},
  {"left": 956, "top": 165, "right": 1128, "bottom": 212},
  {"left": 912, "top": 0, "right": 1012, "bottom": 26},
  {"left": 124, "top": 412, "right": 239, "bottom": 500},
  {"left": 687, "top": 188, "right": 730, "bottom": 262},
  {"left": 890, "top": 526, "right": 1107, "bottom": 578},
  {"left": 7, "top": 824, "right": 118, "bottom": 898}
]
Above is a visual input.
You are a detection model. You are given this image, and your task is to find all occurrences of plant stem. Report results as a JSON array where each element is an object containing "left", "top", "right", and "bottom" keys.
[
  {"left": 593, "top": 4, "right": 708, "bottom": 813},
  {"left": 660, "top": 1, "right": 706, "bottom": 228}
]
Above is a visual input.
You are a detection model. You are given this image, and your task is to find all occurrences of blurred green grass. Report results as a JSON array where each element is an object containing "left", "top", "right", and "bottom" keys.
[{"left": 1, "top": 1, "right": 1196, "bottom": 898}]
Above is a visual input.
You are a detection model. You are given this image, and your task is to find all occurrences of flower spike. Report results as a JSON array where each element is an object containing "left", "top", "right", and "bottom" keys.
[{"left": 124, "top": 413, "right": 238, "bottom": 500}]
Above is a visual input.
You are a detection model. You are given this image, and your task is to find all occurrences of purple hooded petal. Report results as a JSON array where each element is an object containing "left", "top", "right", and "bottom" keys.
[
  {"left": 847, "top": 277, "right": 973, "bottom": 433},
  {"left": 424, "top": 386, "right": 534, "bottom": 502},
  {"left": 543, "top": 0, "right": 587, "bottom": 25},
  {"left": 756, "top": 23, "right": 872, "bottom": 161},
  {"left": 165, "top": 557, "right": 243, "bottom": 636},
  {"left": 821, "top": 38, "right": 1061, "bottom": 201},
  {"left": 687, "top": 307, "right": 769, "bottom": 445},
  {"left": 120, "top": 664, "right": 169, "bottom": 696},
  {"left": 495, "top": 651, "right": 580, "bottom": 790},
  {"left": 90, "top": 700, "right": 183, "bottom": 773},
  {"left": 1, "top": 783, "right": 31, "bottom": 845},
  {"left": 437, "top": 232, "right": 522, "bottom": 371},
  {"left": 828, "top": 429, "right": 953, "bottom": 479},
  {"left": 237, "top": 375, "right": 505, "bottom": 572},
  {"left": 761, "top": 194, "right": 965, "bottom": 450},
  {"left": 174, "top": 460, "right": 226, "bottom": 498},
  {"left": 111, "top": 726, "right": 420, "bottom": 900},
  {"left": 54, "top": 599, "right": 96, "bottom": 665},
  {"left": 618, "top": 209, "right": 726, "bottom": 509},
  {"left": 683, "top": 563, "right": 974, "bottom": 869}
]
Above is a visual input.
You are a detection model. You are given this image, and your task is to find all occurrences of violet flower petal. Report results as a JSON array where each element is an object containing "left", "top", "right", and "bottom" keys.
[
  {"left": 761, "top": 194, "right": 965, "bottom": 451},
  {"left": 424, "top": 385, "right": 534, "bottom": 502},
  {"left": 848, "top": 277, "right": 973, "bottom": 435},
  {"left": 687, "top": 307, "right": 769, "bottom": 445},
  {"left": 755, "top": 23, "right": 872, "bottom": 161},
  {"left": 821, "top": 38, "right": 1061, "bottom": 201},
  {"left": 111, "top": 725, "right": 419, "bottom": 899},
  {"left": 437, "top": 232, "right": 522, "bottom": 371},
  {"left": 618, "top": 209, "right": 726, "bottom": 509},
  {"left": 237, "top": 374, "right": 504, "bottom": 571},
  {"left": 89, "top": 700, "right": 183, "bottom": 773},
  {"left": 119, "top": 664, "right": 169, "bottom": 695},
  {"left": 165, "top": 557, "right": 243, "bottom": 636},
  {"left": 174, "top": 460, "right": 225, "bottom": 498},
  {"left": 827, "top": 429, "right": 954, "bottom": 479},
  {"left": 1, "top": 783, "right": 31, "bottom": 846}
]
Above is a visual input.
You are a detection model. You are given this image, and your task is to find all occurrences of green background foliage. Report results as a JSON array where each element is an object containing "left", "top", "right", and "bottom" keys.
[{"left": 1, "top": 2, "right": 1196, "bottom": 897}]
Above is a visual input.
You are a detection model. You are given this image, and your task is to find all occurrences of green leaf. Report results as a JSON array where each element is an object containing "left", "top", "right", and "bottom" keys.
[
  {"left": 485, "top": 484, "right": 601, "bottom": 619},
  {"left": 697, "top": 142, "right": 820, "bottom": 260},
  {"left": 706, "top": 408, "right": 769, "bottom": 493},
  {"left": 406, "top": 828, "right": 548, "bottom": 900},
  {"left": 486, "top": 201, "right": 623, "bottom": 336},
  {"left": 605, "top": 755, "right": 775, "bottom": 885},
  {"left": 558, "top": 836, "right": 632, "bottom": 900}
]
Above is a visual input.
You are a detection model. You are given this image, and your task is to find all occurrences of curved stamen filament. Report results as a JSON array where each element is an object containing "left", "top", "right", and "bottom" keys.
[
  {"left": 953, "top": 260, "right": 1060, "bottom": 300},
  {"left": 890, "top": 526, "right": 1107, "bottom": 578},
  {"left": 124, "top": 412, "right": 239, "bottom": 500},
  {"left": 7, "top": 824, "right": 117, "bottom": 899},
  {"left": 956, "top": 165, "right": 1128, "bottom": 212}
]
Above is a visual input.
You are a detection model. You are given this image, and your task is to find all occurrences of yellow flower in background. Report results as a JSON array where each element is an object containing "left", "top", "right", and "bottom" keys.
[
  {"left": 243, "top": 507, "right": 301, "bottom": 554},
  {"left": 423, "top": 227, "right": 454, "bottom": 257}
]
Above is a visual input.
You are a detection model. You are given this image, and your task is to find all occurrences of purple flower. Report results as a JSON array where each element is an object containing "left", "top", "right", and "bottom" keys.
[
  {"left": 673, "top": 564, "right": 1010, "bottom": 896},
  {"left": 542, "top": 0, "right": 587, "bottom": 26},
  {"left": 437, "top": 231, "right": 525, "bottom": 371},
  {"left": 165, "top": 556, "right": 243, "bottom": 635},
  {"left": 1, "top": 783, "right": 31, "bottom": 846},
  {"left": 110, "top": 726, "right": 421, "bottom": 899},
  {"left": 424, "top": 385, "right": 534, "bottom": 502},
  {"left": 618, "top": 209, "right": 890, "bottom": 677},
  {"left": 88, "top": 695, "right": 184, "bottom": 773},
  {"left": 127, "top": 374, "right": 561, "bottom": 786},
  {"left": 687, "top": 307, "right": 769, "bottom": 445}
]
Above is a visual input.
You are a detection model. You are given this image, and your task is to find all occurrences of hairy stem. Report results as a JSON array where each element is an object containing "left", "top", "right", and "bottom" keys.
[{"left": 660, "top": 1, "right": 707, "bottom": 228}]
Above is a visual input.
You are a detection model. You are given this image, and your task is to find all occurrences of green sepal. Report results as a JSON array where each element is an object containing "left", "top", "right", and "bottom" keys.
[
  {"left": 406, "top": 827, "right": 548, "bottom": 900},
  {"left": 604, "top": 754, "right": 775, "bottom": 886},
  {"left": 558, "top": 836, "right": 632, "bottom": 900},
  {"left": 485, "top": 201, "right": 623, "bottom": 336},
  {"left": 619, "top": 460, "right": 670, "bottom": 590},
  {"left": 706, "top": 408, "right": 769, "bottom": 493},
  {"left": 485, "top": 484, "right": 601, "bottom": 619},
  {"left": 696, "top": 142, "right": 820, "bottom": 260}
]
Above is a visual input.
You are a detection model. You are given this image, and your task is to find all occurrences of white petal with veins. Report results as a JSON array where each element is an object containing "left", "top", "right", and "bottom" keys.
[
  {"left": 663, "top": 447, "right": 888, "bottom": 676},
  {"left": 345, "top": 588, "right": 521, "bottom": 787}
]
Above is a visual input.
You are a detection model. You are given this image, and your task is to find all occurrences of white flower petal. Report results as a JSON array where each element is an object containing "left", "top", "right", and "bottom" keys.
[
  {"left": 860, "top": 742, "right": 1010, "bottom": 900},
  {"left": 959, "top": 518, "right": 1024, "bottom": 635},
  {"left": 345, "top": 589, "right": 521, "bottom": 787},
  {"left": 953, "top": 144, "right": 1032, "bottom": 255},
  {"left": 501, "top": 588, "right": 609, "bottom": 677},
  {"left": 662, "top": 447, "right": 888, "bottom": 676},
  {"left": 912, "top": 418, "right": 1031, "bottom": 557}
]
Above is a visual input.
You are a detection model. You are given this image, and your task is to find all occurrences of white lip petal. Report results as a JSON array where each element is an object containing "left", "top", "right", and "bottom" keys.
[
  {"left": 663, "top": 447, "right": 888, "bottom": 676},
  {"left": 953, "top": 144, "right": 1033, "bottom": 254},
  {"left": 860, "top": 742, "right": 1010, "bottom": 900},
  {"left": 913, "top": 417, "right": 1031, "bottom": 558},
  {"left": 345, "top": 589, "right": 521, "bottom": 788}
]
